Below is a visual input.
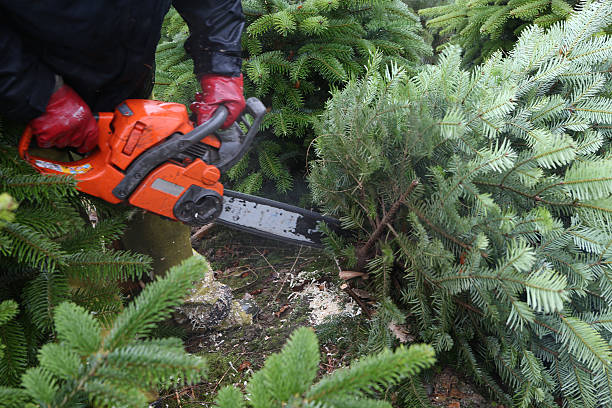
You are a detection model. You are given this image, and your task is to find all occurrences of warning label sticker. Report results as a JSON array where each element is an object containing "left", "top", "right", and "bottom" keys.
[{"left": 34, "top": 160, "right": 92, "bottom": 175}]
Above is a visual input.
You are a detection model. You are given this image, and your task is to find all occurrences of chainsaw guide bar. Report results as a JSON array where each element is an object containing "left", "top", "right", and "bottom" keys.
[{"left": 217, "top": 190, "right": 339, "bottom": 248}]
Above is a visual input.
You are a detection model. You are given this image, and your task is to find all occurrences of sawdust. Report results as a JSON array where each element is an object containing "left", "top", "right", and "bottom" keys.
[{"left": 289, "top": 271, "right": 361, "bottom": 325}]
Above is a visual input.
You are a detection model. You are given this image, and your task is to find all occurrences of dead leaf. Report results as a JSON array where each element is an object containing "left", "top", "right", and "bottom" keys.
[
  {"left": 249, "top": 288, "right": 263, "bottom": 296},
  {"left": 389, "top": 322, "right": 414, "bottom": 344},
  {"left": 275, "top": 304, "right": 290, "bottom": 317},
  {"left": 238, "top": 361, "right": 251, "bottom": 372},
  {"left": 339, "top": 271, "right": 369, "bottom": 280},
  {"left": 240, "top": 271, "right": 250, "bottom": 278}
]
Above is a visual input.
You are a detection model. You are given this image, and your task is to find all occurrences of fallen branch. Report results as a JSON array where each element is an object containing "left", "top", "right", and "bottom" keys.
[
  {"left": 190, "top": 223, "right": 214, "bottom": 243},
  {"left": 342, "top": 284, "right": 373, "bottom": 319}
]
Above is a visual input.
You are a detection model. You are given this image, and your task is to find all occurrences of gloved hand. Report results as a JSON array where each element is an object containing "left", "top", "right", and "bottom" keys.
[
  {"left": 190, "top": 74, "right": 246, "bottom": 129},
  {"left": 29, "top": 84, "right": 98, "bottom": 154}
]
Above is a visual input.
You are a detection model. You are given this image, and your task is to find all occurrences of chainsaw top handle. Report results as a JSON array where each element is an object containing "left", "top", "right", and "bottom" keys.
[
  {"left": 182, "top": 105, "right": 228, "bottom": 145},
  {"left": 112, "top": 105, "right": 228, "bottom": 200}
]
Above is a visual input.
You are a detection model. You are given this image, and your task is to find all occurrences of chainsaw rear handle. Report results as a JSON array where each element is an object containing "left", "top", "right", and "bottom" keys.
[{"left": 19, "top": 104, "right": 228, "bottom": 159}]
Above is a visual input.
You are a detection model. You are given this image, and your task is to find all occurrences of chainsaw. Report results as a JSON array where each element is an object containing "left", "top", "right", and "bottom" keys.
[{"left": 19, "top": 98, "right": 338, "bottom": 247}]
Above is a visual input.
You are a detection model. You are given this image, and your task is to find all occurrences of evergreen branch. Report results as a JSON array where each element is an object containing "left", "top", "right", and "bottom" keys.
[
  {"left": 103, "top": 256, "right": 207, "bottom": 350},
  {"left": 0, "top": 386, "right": 30, "bottom": 407},
  {"left": 0, "top": 300, "right": 18, "bottom": 327},
  {"left": 247, "top": 327, "right": 320, "bottom": 406},
  {"left": 306, "top": 344, "right": 435, "bottom": 401},
  {"left": 64, "top": 250, "right": 151, "bottom": 282},
  {"left": 0, "top": 320, "right": 27, "bottom": 387},
  {"left": 475, "top": 180, "right": 578, "bottom": 208},
  {"left": 558, "top": 314, "right": 611, "bottom": 370},
  {"left": 440, "top": 139, "right": 516, "bottom": 205},
  {"left": 356, "top": 180, "right": 418, "bottom": 269},
  {"left": 54, "top": 303, "right": 102, "bottom": 356},
  {"left": 1, "top": 222, "right": 66, "bottom": 271},
  {"left": 406, "top": 203, "right": 478, "bottom": 255},
  {"left": 24, "top": 270, "right": 70, "bottom": 332}
]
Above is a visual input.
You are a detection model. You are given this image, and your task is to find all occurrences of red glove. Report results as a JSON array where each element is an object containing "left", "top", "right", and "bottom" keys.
[
  {"left": 190, "top": 74, "right": 246, "bottom": 129},
  {"left": 29, "top": 84, "right": 98, "bottom": 154}
]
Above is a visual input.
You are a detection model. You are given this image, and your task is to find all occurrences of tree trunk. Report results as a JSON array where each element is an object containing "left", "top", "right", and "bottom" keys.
[
  {"left": 30, "top": 148, "right": 193, "bottom": 276},
  {"left": 121, "top": 211, "right": 192, "bottom": 276}
]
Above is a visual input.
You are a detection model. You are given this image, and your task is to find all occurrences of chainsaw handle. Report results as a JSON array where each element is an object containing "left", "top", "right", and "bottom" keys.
[
  {"left": 187, "top": 105, "right": 228, "bottom": 143},
  {"left": 18, "top": 104, "right": 227, "bottom": 161},
  {"left": 112, "top": 104, "right": 229, "bottom": 200}
]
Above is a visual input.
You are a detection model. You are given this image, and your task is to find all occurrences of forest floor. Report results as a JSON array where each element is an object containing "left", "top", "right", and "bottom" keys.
[{"left": 151, "top": 225, "right": 501, "bottom": 408}]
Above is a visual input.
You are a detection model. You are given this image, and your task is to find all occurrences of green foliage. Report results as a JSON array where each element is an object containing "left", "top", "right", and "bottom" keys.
[
  {"left": 154, "top": 1, "right": 430, "bottom": 194},
  {"left": 420, "top": 0, "right": 579, "bottom": 65},
  {"left": 309, "top": 1, "right": 612, "bottom": 406},
  {"left": 0, "top": 121, "right": 152, "bottom": 388},
  {"left": 0, "top": 257, "right": 209, "bottom": 408},
  {"left": 214, "top": 327, "right": 435, "bottom": 408}
]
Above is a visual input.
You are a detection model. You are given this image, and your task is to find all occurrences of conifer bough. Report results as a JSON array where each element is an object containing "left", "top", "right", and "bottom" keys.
[
  {"left": 0, "top": 131, "right": 154, "bottom": 391},
  {"left": 214, "top": 327, "right": 435, "bottom": 408},
  {"left": 0, "top": 257, "right": 209, "bottom": 408},
  {"left": 420, "top": 0, "right": 579, "bottom": 65}
]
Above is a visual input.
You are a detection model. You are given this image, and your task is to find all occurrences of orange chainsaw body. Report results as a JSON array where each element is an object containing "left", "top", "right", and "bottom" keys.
[{"left": 19, "top": 100, "right": 225, "bottom": 221}]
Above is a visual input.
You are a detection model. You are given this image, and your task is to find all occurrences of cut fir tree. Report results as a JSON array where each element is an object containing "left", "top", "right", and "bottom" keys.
[{"left": 309, "top": 1, "right": 612, "bottom": 406}]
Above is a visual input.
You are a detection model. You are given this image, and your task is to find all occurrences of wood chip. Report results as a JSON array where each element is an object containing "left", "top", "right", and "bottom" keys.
[
  {"left": 339, "top": 270, "right": 369, "bottom": 280},
  {"left": 388, "top": 322, "right": 414, "bottom": 343}
]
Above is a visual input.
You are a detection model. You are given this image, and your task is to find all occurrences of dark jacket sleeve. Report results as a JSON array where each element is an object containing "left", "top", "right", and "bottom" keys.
[
  {"left": 0, "top": 15, "right": 55, "bottom": 122},
  {"left": 172, "top": 0, "right": 244, "bottom": 77}
]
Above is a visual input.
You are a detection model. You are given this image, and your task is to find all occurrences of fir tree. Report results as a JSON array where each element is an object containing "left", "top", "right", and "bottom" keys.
[
  {"left": 0, "top": 256, "right": 209, "bottom": 408},
  {"left": 154, "top": 1, "right": 431, "bottom": 194},
  {"left": 420, "top": 0, "right": 578, "bottom": 65},
  {"left": 0, "top": 120, "right": 151, "bottom": 388},
  {"left": 309, "top": 1, "right": 612, "bottom": 406},
  {"left": 213, "top": 326, "right": 435, "bottom": 408}
]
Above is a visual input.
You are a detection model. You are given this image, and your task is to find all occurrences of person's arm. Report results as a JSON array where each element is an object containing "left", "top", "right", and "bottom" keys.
[
  {"left": 0, "top": 16, "right": 56, "bottom": 122},
  {"left": 0, "top": 17, "right": 98, "bottom": 153},
  {"left": 173, "top": 0, "right": 246, "bottom": 128},
  {"left": 172, "top": 0, "right": 244, "bottom": 77}
]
